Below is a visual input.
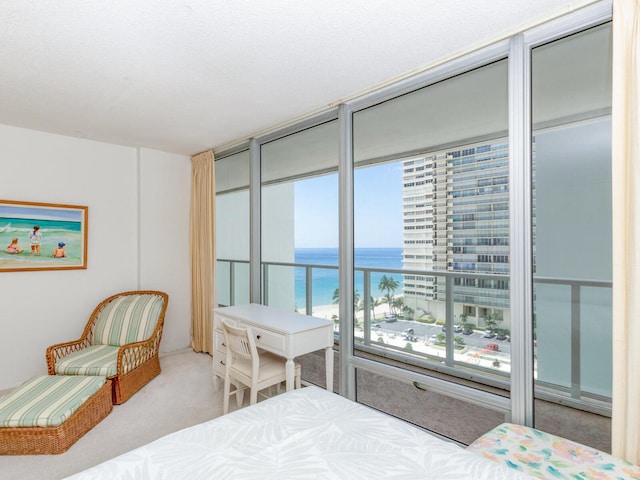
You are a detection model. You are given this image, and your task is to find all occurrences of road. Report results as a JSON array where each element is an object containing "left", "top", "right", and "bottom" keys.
[{"left": 369, "top": 318, "right": 511, "bottom": 355}]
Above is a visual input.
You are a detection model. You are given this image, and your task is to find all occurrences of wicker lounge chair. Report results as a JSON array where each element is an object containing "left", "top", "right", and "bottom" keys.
[{"left": 46, "top": 290, "right": 168, "bottom": 404}]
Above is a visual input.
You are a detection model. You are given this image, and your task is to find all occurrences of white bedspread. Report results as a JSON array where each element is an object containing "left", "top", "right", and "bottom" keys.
[{"left": 65, "top": 386, "right": 531, "bottom": 479}]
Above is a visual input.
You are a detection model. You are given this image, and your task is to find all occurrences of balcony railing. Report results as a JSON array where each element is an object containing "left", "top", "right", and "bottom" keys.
[{"left": 216, "top": 258, "right": 612, "bottom": 415}]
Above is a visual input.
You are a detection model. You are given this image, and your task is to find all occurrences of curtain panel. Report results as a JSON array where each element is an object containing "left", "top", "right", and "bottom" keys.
[
  {"left": 190, "top": 150, "right": 216, "bottom": 354},
  {"left": 611, "top": 0, "right": 640, "bottom": 463}
]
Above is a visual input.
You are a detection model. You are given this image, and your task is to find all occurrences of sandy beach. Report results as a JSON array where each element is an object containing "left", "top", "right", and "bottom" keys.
[
  {"left": 0, "top": 257, "right": 49, "bottom": 267},
  {"left": 310, "top": 303, "right": 339, "bottom": 320},
  {"left": 310, "top": 300, "right": 393, "bottom": 322},
  {"left": 0, "top": 251, "right": 80, "bottom": 270}
]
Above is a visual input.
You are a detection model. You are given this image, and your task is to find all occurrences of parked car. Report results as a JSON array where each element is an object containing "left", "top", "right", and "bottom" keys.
[
  {"left": 486, "top": 343, "right": 500, "bottom": 352},
  {"left": 483, "top": 330, "right": 496, "bottom": 338},
  {"left": 496, "top": 332, "right": 508, "bottom": 341},
  {"left": 403, "top": 328, "right": 417, "bottom": 341},
  {"left": 462, "top": 328, "right": 474, "bottom": 335},
  {"left": 384, "top": 315, "right": 397, "bottom": 323},
  {"left": 453, "top": 324, "right": 463, "bottom": 333}
]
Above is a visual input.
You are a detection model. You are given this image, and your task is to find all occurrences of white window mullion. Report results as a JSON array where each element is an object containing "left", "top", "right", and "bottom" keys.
[
  {"left": 338, "top": 103, "right": 356, "bottom": 400},
  {"left": 508, "top": 33, "right": 535, "bottom": 427},
  {"left": 249, "top": 138, "right": 261, "bottom": 304}
]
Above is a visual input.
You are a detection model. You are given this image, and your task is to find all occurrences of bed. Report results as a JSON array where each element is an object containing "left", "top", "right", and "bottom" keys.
[{"left": 64, "top": 386, "right": 531, "bottom": 479}]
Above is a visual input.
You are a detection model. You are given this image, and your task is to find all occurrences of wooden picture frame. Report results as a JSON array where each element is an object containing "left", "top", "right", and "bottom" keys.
[{"left": 0, "top": 199, "right": 88, "bottom": 272}]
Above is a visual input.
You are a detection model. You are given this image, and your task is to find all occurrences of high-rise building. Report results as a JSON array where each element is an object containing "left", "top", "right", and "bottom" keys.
[{"left": 402, "top": 140, "right": 511, "bottom": 329}]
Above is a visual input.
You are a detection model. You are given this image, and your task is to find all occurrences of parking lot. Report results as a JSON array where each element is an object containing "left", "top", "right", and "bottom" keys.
[{"left": 370, "top": 318, "right": 511, "bottom": 356}]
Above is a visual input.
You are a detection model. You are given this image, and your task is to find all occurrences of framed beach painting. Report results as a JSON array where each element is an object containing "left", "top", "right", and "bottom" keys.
[{"left": 0, "top": 199, "right": 88, "bottom": 272}]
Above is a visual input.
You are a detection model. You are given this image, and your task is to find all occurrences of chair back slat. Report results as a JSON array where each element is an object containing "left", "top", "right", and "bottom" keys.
[
  {"left": 220, "top": 317, "right": 301, "bottom": 414},
  {"left": 221, "top": 320, "right": 256, "bottom": 361}
]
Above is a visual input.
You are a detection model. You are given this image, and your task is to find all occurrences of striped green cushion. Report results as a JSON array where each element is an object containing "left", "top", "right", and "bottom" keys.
[
  {"left": 0, "top": 375, "right": 106, "bottom": 427},
  {"left": 54, "top": 345, "right": 119, "bottom": 377},
  {"left": 91, "top": 294, "right": 164, "bottom": 346}
]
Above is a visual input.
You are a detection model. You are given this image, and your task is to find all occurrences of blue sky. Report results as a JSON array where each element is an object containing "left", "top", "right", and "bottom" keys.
[{"left": 294, "top": 162, "right": 403, "bottom": 249}]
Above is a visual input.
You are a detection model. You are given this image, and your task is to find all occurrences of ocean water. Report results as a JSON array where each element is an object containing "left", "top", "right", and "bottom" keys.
[
  {"left": 294, "top": 247, "right": 403, "bottom": 307},
  {"left": 0, "top": 217, "right": 83, "bottom": 266}
]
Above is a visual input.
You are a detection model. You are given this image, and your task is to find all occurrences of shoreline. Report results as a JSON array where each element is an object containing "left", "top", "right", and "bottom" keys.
[
  {"left": 308, "top": 299, "right": 395, "bottom": 321},
  {"left": 0, "top": 251, "right": 80, "bottom": 267}
]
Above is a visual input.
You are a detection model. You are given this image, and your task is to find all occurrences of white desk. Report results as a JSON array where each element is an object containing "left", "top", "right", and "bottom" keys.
[{"left": 212, "top": 304, "right": 334, "bottom": 392}]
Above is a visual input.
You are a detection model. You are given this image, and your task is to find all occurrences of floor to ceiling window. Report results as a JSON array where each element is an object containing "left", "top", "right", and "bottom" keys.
[
  {"left": 530, "top": 21, "right": 612, "bottom": 446},
  {"left": 260, "top": 120, "right": 340, "bottom": 323},
  {"left": 213, "top": 2, "right": 612, "bottom": 451},
  {"left": 350, "top": 58, "right": 511, "bottom": 442},
  {"left": 215, "top": 149, "right": 250, "bottom": 307}
]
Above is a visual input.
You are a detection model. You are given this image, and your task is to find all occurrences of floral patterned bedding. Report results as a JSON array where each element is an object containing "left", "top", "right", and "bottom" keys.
[{"left": 467, "top": 422, "right": 640, "bottom": 480}]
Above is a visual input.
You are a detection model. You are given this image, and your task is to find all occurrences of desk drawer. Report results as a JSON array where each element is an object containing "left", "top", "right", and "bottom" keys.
[
  {"left": 214, "top": 313, "right": 286, "bottom": 354},
  {"left": 214, "top": 328, "right": 226, "bottom": 354},
  {"left": 213, "top": 351, "right": 226, "bottom": 376},
  {"left": 250, "top": 325, "right": 285, "bottom": 353}
]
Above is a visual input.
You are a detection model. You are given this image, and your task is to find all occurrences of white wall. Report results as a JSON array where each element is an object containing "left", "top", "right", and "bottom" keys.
[
  {"left": 0, "top": 125, "right": 191, "bottom": 390},
  {"left": 138, "top": 148, "right": 191, "bottom": 353}
]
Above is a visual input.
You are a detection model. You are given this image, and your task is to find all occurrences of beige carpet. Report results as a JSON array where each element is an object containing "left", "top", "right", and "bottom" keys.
[{"left": 0, "top": 350, "right": 222, "bottom": 480}]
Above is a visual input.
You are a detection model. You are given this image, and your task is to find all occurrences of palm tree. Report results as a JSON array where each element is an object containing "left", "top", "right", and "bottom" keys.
[
  {"left": 484, "top": 312, "right": 498, "bottom": 331},
  {"left": 378, "top": 275, "right": 399, "bottom": 314},
  {"left": 392, "top": 296, "right": 404, "bottom": 316},
  {"left": 369, "top": 296, "right": 380, "bottom": 320},
  {"left": 402, "top": 305, "right": 415, "bottom": 320},
  {"left": 332, "top": 287, "right": 360, "bottom": 311},
  {"left": 382, "top": 292, "right": 394, "bottom": 315}
]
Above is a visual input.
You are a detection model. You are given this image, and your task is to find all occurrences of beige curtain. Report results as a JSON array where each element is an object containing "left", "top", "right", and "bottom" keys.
[
  {"left": 612, "top": 0, "right": 640, "bottom": 464},
  {"left": 190, "top": 150, "right": 216, "bottom": 354}
]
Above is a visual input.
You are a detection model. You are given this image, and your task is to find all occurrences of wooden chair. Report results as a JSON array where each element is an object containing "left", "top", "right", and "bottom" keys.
[
  {"left": 46, "top": 290, "right": 168, "bottom": 405},
  {"left": 221, "top": 319, "right": 300, "bottom": 414}
]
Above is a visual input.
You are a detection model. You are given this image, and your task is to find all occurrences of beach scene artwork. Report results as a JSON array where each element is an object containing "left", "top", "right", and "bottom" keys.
[{"left": 0, "top": 200, "right": 88, "bottom": 272}]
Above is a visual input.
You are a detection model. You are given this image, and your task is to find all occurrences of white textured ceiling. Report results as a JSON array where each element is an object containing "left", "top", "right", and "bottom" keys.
[{"left": 1, "top": 0, "right": 598, "bottom": 156}]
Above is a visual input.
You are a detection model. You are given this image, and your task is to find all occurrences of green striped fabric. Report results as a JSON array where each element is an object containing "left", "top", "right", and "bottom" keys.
[
  {"left": 54, "top": 345, "right": 119, "bottom": 377},
  {"left": 0, "top": 375, "right": 106, "bottom": 427},
  {"left": 91, "top": 294, "right": 164, "bottom": 346}
]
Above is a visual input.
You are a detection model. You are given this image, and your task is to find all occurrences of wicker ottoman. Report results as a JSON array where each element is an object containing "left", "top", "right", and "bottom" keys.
[{"left": 0, "top": 375, "right": 112, "bottom": 455}]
